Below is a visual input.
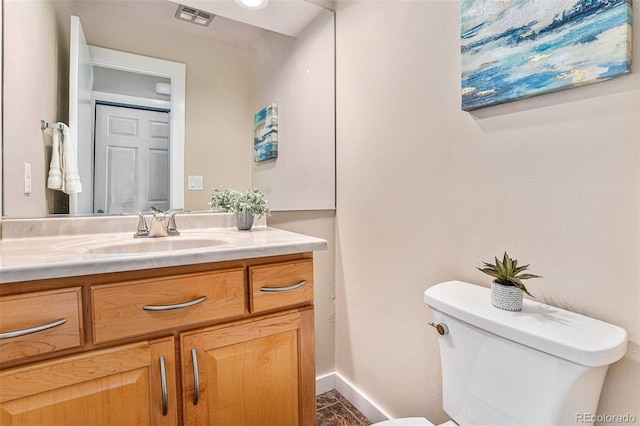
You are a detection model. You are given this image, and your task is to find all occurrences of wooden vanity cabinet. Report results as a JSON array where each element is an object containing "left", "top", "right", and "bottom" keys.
[{"left": 0, "top": 254, "right": 316, "bottom": 426}]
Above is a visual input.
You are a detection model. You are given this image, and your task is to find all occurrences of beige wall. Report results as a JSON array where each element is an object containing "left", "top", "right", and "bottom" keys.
[
  {"left": 3, "top": 0, "right": 67, "bottom": 217},
  {"left": 3, "top": 1, "right": 253, "bottom": 216},
  {"left": 335, "top": 0, "right": 639, "bottom": 423}
]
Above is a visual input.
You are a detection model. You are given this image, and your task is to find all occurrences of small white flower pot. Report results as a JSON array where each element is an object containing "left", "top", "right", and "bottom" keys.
[{"left": 491, "top": 281, "right": 523, "bottom": 311}]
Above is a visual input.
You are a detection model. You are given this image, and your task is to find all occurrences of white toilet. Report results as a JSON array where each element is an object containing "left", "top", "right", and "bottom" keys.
[{"left": 375, "top": 280, "right": 628, "bottom": 426}]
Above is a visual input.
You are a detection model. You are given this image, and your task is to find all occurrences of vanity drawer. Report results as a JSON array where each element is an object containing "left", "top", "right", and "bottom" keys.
[
  {"left": 249, "top": 259, "right": 314, "bottom": 313},
  {"left": 0, "top": 288, "right": 83, "bottom": 364},
  {"left": 91, "top": 268, "right": 246, "bottom": 343}
]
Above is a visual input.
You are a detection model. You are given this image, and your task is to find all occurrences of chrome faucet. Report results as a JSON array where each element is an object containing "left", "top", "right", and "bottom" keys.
[
  {"left": 123, "top": 208, "right": 188, "bottom": 238},
  {"left": 148, "top": 208, "right": 169, "bottom": 237}
]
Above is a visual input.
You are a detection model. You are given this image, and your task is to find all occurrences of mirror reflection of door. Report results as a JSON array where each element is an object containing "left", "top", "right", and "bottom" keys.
[{"left": 93, "top": 104, "right": 170, "bottom": 214}]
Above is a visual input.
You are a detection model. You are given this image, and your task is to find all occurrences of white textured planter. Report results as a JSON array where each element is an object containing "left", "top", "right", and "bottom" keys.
[
  {"left": 234, "top": 211, "right": 255, "bottom": 231},
  {"left": 491, "top": 281, "right": 523, "bottom": 311}
]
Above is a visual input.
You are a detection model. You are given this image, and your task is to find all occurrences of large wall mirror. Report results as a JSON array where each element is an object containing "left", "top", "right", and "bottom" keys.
[{"left": 2, "top": 0, "right": 335, "bottom": 218}]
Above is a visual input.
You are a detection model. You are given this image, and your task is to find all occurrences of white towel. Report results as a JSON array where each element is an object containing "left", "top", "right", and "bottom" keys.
[
  {"left": 61, "top": 123, "right": 82, "bottom": 194},
  {"left": 47, "top": 123, "right": 82, "bottom": 194},
  {"left": 47, "top": 126, "right": 63, "bottom": 190}
]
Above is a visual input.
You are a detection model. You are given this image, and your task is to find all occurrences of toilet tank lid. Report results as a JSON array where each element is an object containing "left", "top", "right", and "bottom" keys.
[{"left": 424, "top": 281, "right": 627, "bottom": 367}]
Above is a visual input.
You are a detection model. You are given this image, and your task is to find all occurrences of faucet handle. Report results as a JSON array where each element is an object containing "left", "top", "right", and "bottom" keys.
[
  {"left": 122, "top": 209, "right": 149, "bottom": 238},
  {"left": 166, "top": 209, "right": 190, "bottom": 236}
]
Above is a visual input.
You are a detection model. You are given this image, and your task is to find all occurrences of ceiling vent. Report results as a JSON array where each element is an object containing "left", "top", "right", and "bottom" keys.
[{"left": 175, "top": 4, "right": 214, "bottom": 27}]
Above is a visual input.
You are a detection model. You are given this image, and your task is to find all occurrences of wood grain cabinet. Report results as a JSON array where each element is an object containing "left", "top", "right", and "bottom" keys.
[
  {"left": 181, "top": 308, "right": 315, "bottom": 426},
  {"left": 0, "top": 288, "right": 83, "bottom": 364},
  {"left": 91, "top": 268, "right": 246, "bottom": 344},
  {"left": 0, "top": 337, "right": 178, "bottom": 425},
  {"left": 249, "top": 259, "right": 314, "bottom": 314},
  {"left": 0, "top": 254, "right": 316, "bottom": 426}
]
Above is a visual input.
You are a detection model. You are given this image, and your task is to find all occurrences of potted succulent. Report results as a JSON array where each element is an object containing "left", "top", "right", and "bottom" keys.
[
  {"left": 209, "top": 188, "right": 271, "bottom": 231},
  {"left": 477, "top": 252, "right": 541, "bottom": 311}
]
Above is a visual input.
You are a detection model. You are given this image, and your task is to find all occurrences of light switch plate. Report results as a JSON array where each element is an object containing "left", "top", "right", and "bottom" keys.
[
  {"left": 188, "top": 175, "right": 204, "bottom": 191},
  {"left": 24, "top": 162, "right": 32, "bottom": 194}
]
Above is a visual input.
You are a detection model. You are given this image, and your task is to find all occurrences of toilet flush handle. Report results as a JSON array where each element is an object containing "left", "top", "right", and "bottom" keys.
[{"left": 428, "top": 322, "right": 449, "bottom": 336}]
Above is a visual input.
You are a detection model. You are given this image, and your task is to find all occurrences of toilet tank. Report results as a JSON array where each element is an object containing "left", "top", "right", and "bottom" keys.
[{"left": 424, "top": 281, "right": 627, "bottom": 426}]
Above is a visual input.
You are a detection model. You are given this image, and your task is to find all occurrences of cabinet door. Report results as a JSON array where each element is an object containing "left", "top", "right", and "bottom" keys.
[
  {"left": 0, "top": 337, "right": 177, "bottom": 425},
  {"left": 181, "top": 309, "right": 316, "bottom": 426}
]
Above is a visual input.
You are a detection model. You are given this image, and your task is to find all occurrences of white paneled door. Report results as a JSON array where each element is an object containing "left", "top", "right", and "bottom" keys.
[{"left": 94, "top": 104, "right": 170, "bottom": 214}]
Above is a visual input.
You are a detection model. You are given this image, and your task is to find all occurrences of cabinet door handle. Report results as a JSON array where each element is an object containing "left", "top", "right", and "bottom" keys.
[
  {"left": 159, "top": 356, "right": 168, "bottom": 416},
  {"left": 260, "top": 280, "right": 307, "bottom": 293},
  {"left": 191, "top": 348, "right": 200, "bottom": 406},
  {"left": 142, "top": 296, "right": 207, "bottom": 311},
  {"left": 0, "top": 318, "right": 67, "bottom": 340}
]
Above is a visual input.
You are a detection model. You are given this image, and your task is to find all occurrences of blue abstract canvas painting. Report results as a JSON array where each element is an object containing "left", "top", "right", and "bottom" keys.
[
  {"left": 461, "top": 0, "right": 632, "bottom": 111},
  {"left": 254, "top": 103, "right": 278, "bottom": 162}
]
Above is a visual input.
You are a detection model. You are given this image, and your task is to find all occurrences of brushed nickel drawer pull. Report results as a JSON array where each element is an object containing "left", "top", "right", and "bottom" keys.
[
  {"left": 191, "top": 348, "right": 200, "bottom": 406},
  {"left": 0, "top": 318, "right": 67, "bottom": 340},
  {"left": 260, "top": 280, "right": 307, "bottom": 293},
  {"left": 160, "top": 356, "right": 168, "bottom": 416},
  {"left": 142, "top": 296, "right": 208, "bottom": 311}
]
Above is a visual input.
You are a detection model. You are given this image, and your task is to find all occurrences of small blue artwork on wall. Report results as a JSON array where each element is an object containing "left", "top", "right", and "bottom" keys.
[
  {"left": 461, "top": 0, "right": 632, "bottom": 111},
  {"left": 254, "top": 103, "right": 278, "bottom": 162}
]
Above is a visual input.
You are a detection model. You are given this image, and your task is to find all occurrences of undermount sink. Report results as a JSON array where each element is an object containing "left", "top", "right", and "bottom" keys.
[{"left": 84, "top": 237, "right": 228, "bottom": 255}]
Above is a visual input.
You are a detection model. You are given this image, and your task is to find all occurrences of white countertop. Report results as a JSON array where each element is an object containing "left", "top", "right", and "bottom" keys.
[{"left": 0, "top": 216, "right": 327, "bottom": 284}]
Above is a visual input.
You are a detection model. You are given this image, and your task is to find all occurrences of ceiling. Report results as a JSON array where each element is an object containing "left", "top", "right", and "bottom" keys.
[
  {"left": 169, "top": 0, "right": 329, "bottom": 37},
  {"left": 73, "top": 0, "right": 332, "bottom": 44}
]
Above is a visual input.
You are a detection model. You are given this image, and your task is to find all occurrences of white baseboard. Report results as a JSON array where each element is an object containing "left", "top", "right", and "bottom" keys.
[
  {"left": 316, "top": 372, "right": 392, "bottom": 423},
  {"left": 315, "top": 372, "right": 336, "bottom": 395}
]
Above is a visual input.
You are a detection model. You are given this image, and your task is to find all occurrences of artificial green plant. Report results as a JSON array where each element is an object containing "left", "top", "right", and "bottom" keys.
[
  {"left": 477, "top": 252, "right": 541, "bottom": 297},
  {"left": 209, "top": 188, "right": 271, "bottom": 217}
]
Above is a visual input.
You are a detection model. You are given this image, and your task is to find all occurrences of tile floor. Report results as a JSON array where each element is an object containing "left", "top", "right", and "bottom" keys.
[{"left": 317, "top": 390, "right": 372, "bottom": 426}]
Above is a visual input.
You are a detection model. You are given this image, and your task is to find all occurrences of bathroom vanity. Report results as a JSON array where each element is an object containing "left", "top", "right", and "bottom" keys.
[{"left": 0, "top": 216, "right": 326, "bottom": 425}]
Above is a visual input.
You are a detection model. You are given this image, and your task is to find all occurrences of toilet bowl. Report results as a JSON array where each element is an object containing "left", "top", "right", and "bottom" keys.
[{"left": 372, "top": 281, "right": 627, "bottom": 426}]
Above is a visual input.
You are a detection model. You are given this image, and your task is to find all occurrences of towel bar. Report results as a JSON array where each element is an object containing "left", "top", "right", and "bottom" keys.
[{"left": 40, "top": 120, "right": 65, "bottom": 131}]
